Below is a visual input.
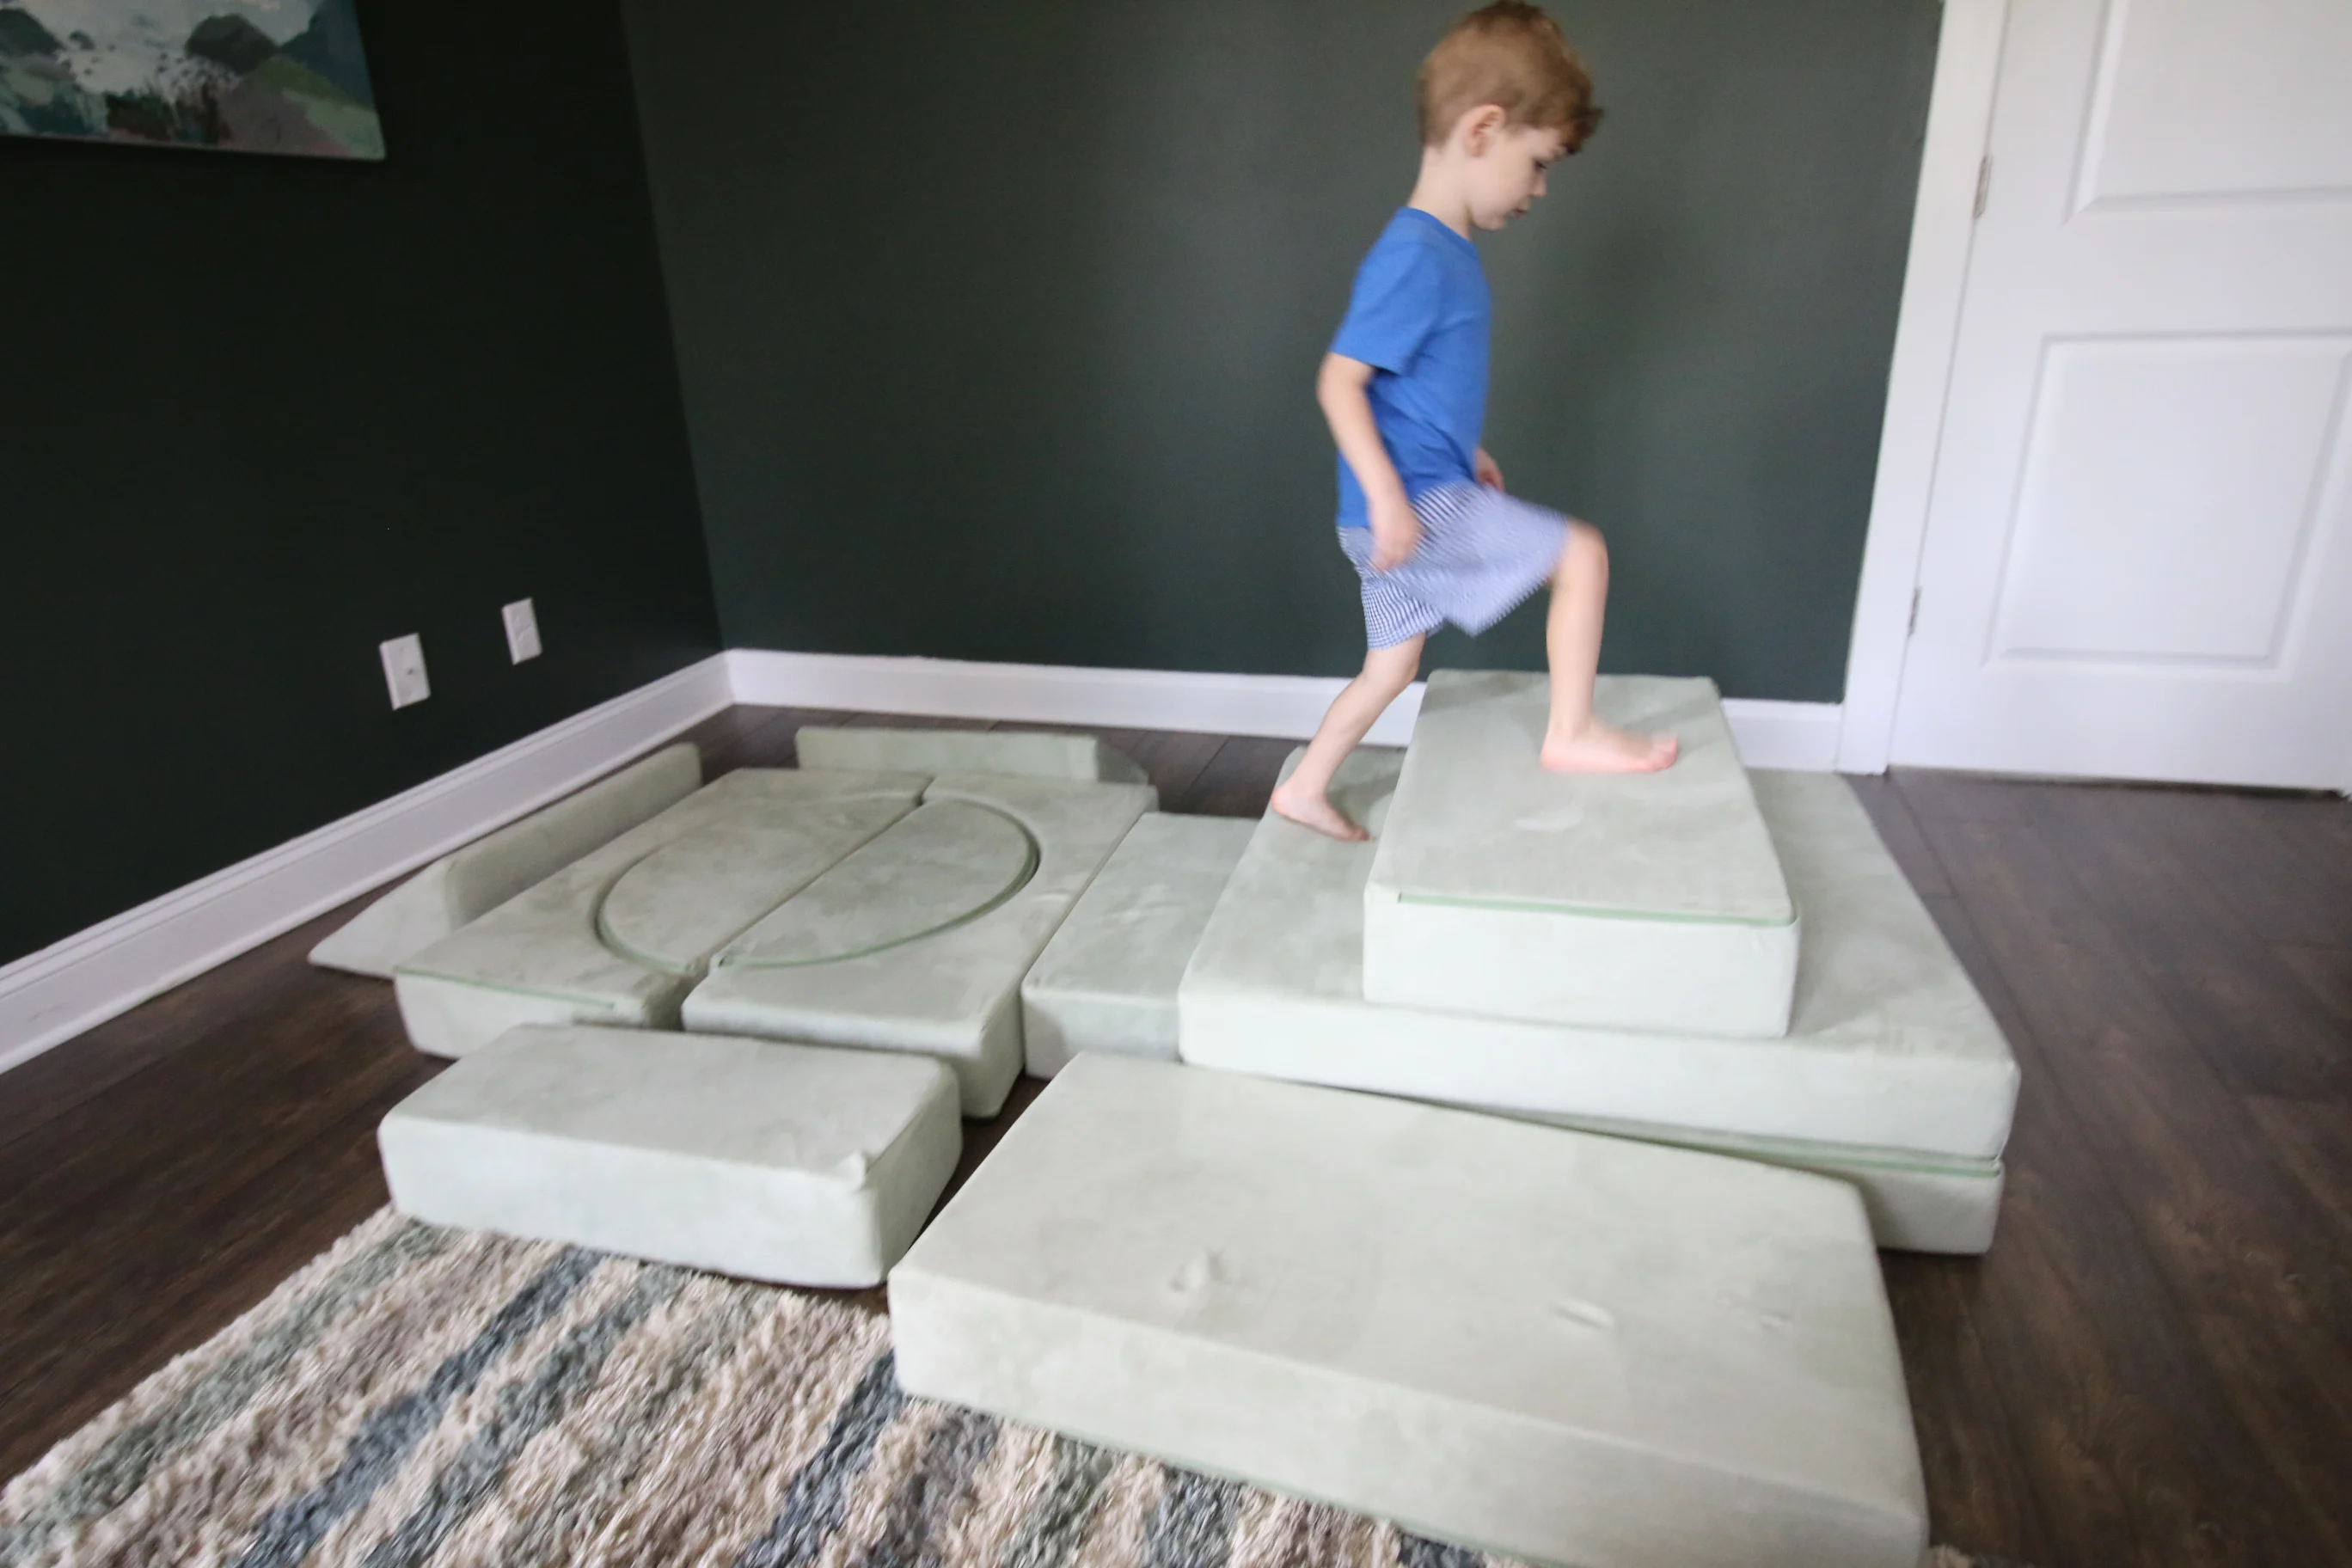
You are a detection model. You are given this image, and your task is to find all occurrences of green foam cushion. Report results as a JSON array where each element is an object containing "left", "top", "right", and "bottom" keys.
[
  {"left": 1364, "top": 673, "right": 1798, "bottom": 1035},
  {"left": 891, "top": 1056, "right": 1926, "bottom": 1568},
  {"left": 1182, "top": 756, "right": 2018, "bottom": 1163}
]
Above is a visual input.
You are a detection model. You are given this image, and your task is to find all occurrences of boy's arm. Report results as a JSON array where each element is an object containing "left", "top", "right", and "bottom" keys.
[{"left": 1318, "top": 352, "right": 1420, "bottom": 570}]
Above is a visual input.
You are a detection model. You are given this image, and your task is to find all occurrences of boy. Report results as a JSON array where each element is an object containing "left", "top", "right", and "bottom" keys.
[{"left": 1270, "top": 1, "right": 1675, "bottom": 843}]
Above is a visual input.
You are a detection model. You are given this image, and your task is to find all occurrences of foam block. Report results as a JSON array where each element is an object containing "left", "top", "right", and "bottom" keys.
[
  {"left": 1501, "top": 1111, "right": 2006, "bottom": 1255},
  {"left": 1365, "top": 673, "right": 1798, "bottom": 1036},
  {"left": 684, "top": 774, "right": 1156, "bottom": 1116},
  {"left": 1020, "top": 813, "right": 1256, "bottom": 1076},
  {"left": 393, "top": 769, "right": 927, "bottom": 1057},
  {"left": 309, "top": 744, "right": 703, "bottom": 978},
  {"left": 1180, "top": 754, "right": 2018, "bottom": 1166},
  {"left": 380, "top": 1024, "right": 959, "bottom": 1287},
  {"left": 797, "top": 726, "right": 1148, "bottom": 786},
  {"left": 890, "top": 1056, "right": 1927, "bottom": 1568}
]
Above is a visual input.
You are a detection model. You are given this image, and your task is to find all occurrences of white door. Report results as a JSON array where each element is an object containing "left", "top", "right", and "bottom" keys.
[{"left": 1890, "top": 0, "right": 2352, "bottom": 787}]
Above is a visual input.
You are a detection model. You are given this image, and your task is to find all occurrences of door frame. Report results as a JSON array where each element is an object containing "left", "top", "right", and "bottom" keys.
[{"left": 1835, "top": 0, "right": 2012, "bottom": 775}]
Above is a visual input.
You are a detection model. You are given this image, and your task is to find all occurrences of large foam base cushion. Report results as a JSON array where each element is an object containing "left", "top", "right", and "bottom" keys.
[
  {"left": 1020, "top": 813, "right": 1255, "bottom": 1077},
  {"left": 310, "top": 744, "right": 702, "bottom": 978},
  {"left": 392, "top": 769, "right": 928, "bottom": 1057},
  {"left": 1364, "top": 673, "right": 1798, "bottom": 1036},
  {"left": 1505, "top": 1112, "right": 2005, "bottom": 1255},
  {"left": 378, "top": 1024, "right": 961, "bottom": 1288},
  {"left": 684, "top": 774, "right": 1156, "bottom": 1117},
  {"left": 796, "top": 726, "right": 1149, "bottom": 785},
  {"left": 1181, "top": 755, "right": 2018, "bottom": 1165},
  {"left": 890, "top": 1056, "right": 1927, "bottom": 1568}
]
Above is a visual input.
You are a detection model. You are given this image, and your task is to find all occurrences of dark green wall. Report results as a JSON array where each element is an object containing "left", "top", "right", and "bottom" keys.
[
  {"left": 1, "top": 0, "right": 720, "bottom": 967},
  {"left": 624, "top": 0, "right": 1938, "bottom": 701}
]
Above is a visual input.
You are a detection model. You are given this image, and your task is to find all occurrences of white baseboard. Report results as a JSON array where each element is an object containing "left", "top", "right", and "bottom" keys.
[
  {"left": 0, "top": 654, "right": 732, "bottom": 1079},
  {"left": 1718, "top": 697, "right": 1847, "bottom": 773},
  {"left": 726, "top": 648, "right": 1844, "bottom": 769},
  {"left": 726, "top": 648, "right": 1431, "bottom": 745}
]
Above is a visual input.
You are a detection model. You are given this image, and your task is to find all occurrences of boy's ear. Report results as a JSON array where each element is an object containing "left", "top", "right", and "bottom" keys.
[{"left": 1456, "top": 103, "right": 1508, "bottom": 155}]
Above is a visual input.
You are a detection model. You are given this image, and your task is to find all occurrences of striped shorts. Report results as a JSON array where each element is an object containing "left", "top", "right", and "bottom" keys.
[{"left": 1338, "top": 481, "right": 1572, "bottom": 648}]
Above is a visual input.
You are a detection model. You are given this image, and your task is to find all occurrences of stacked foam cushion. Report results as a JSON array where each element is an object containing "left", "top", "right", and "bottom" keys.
[
  {"left": 1170, "top": 673, "right": 2019, "bottom": 1254},
  {"left": 1365, "top": 675, "right": 1800, "bottom": 1036}
]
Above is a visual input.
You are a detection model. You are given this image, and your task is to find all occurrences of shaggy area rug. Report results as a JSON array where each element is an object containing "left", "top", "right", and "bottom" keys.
[{"left": 2, "top": 1212, "right": 2019, "bottom": 1568}]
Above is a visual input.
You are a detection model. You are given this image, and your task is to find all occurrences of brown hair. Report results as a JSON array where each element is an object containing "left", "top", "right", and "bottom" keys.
[{"left": 1416, "top": 2, "right": 1602, "bottom": 150}]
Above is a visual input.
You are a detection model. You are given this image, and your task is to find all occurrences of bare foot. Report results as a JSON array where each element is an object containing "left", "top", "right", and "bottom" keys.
[
  {"left": 1539, "top": 722, "right": 1680, "bottom": 775},
  {"left": 1269, "top": 779, "right": 1371, "bottom": 841}
]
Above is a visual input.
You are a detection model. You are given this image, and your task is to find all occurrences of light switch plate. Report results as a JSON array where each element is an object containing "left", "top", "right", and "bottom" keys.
[
  {"left": 380, "top": 634, "right": 430, "bottom": 709},
  {"left": 502, "top": 598, "right": 542, "bottom": 664}
]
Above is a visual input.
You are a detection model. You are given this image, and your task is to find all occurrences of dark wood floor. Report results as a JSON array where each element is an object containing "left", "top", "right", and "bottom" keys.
[{"left": 4, "top": 705, "right": 2348, "bottom": 1566}]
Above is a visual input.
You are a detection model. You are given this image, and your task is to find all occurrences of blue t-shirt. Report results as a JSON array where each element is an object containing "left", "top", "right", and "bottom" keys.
[{"left": 1328, "top": 207, "right": 1490, "bottom": 528}]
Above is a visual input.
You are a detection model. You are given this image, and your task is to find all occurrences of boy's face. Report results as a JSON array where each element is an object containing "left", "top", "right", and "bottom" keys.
[{"left": 1460, "top": 114, "right": 1571, "bottom": 231}]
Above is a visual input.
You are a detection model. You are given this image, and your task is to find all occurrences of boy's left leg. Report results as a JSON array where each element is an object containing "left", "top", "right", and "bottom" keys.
[{"left": 1271, "top": 634, "right": 1424, "bottom": 842}]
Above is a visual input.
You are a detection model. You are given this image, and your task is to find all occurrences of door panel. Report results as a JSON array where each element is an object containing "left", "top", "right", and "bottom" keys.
[
  {"left": 2078, "top": 0, "right": 2352, "bottom": 209},
  {"left": 1988, "top": 334, "right": 2349, "bottom": 667}
]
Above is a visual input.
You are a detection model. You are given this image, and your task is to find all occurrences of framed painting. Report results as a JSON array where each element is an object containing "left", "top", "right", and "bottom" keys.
[{"left": 0, "top": 1, "right": 382, "bottom": 159}]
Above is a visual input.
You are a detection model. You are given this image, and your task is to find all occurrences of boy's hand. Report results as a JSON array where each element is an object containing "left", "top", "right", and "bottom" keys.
[
  {"left": 1474, "top": 448, "right": 1505, "bottom": 490},
  {"left": 1369, "top": 492, "right": 1422, "bottom": 571},
  {"left": 1318, "top": 353, "right": 1423, "bottom": 568}
]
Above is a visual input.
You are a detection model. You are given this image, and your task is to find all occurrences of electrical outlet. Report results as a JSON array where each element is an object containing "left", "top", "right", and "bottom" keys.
[
  {"left": 379, "top": 634, "right": 431, "bottom": 709},
  {"left": 501, "top": 598, "right": 542, "bottom": 664}
]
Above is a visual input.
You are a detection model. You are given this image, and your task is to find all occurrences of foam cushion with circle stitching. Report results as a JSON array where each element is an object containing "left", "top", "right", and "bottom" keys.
[
  {"left": 683, "top": 772, "right": 1157, "bottom": 1117},
  {"left": 309, "top": 744, "right": 703, "bottom": 978},
  {"left": 391, "top": 769, "right": 928, "bottom": 1057},
  {"left": 720, "top": 799, "right": 1038, "bottom": 969}
]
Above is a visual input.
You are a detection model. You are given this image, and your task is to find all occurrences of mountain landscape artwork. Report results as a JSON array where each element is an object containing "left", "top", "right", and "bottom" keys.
[{"left": 0, "top": 0, "right": 382, "bottom": 158}]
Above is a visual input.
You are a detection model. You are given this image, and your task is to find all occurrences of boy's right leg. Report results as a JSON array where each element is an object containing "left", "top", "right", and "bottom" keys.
[
  {"left": 1270, "top": 635, "right": 1424, "bottom": 842},
  {"left": 1539, "top": 523, "right": 1678, "bottom": 774}
]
